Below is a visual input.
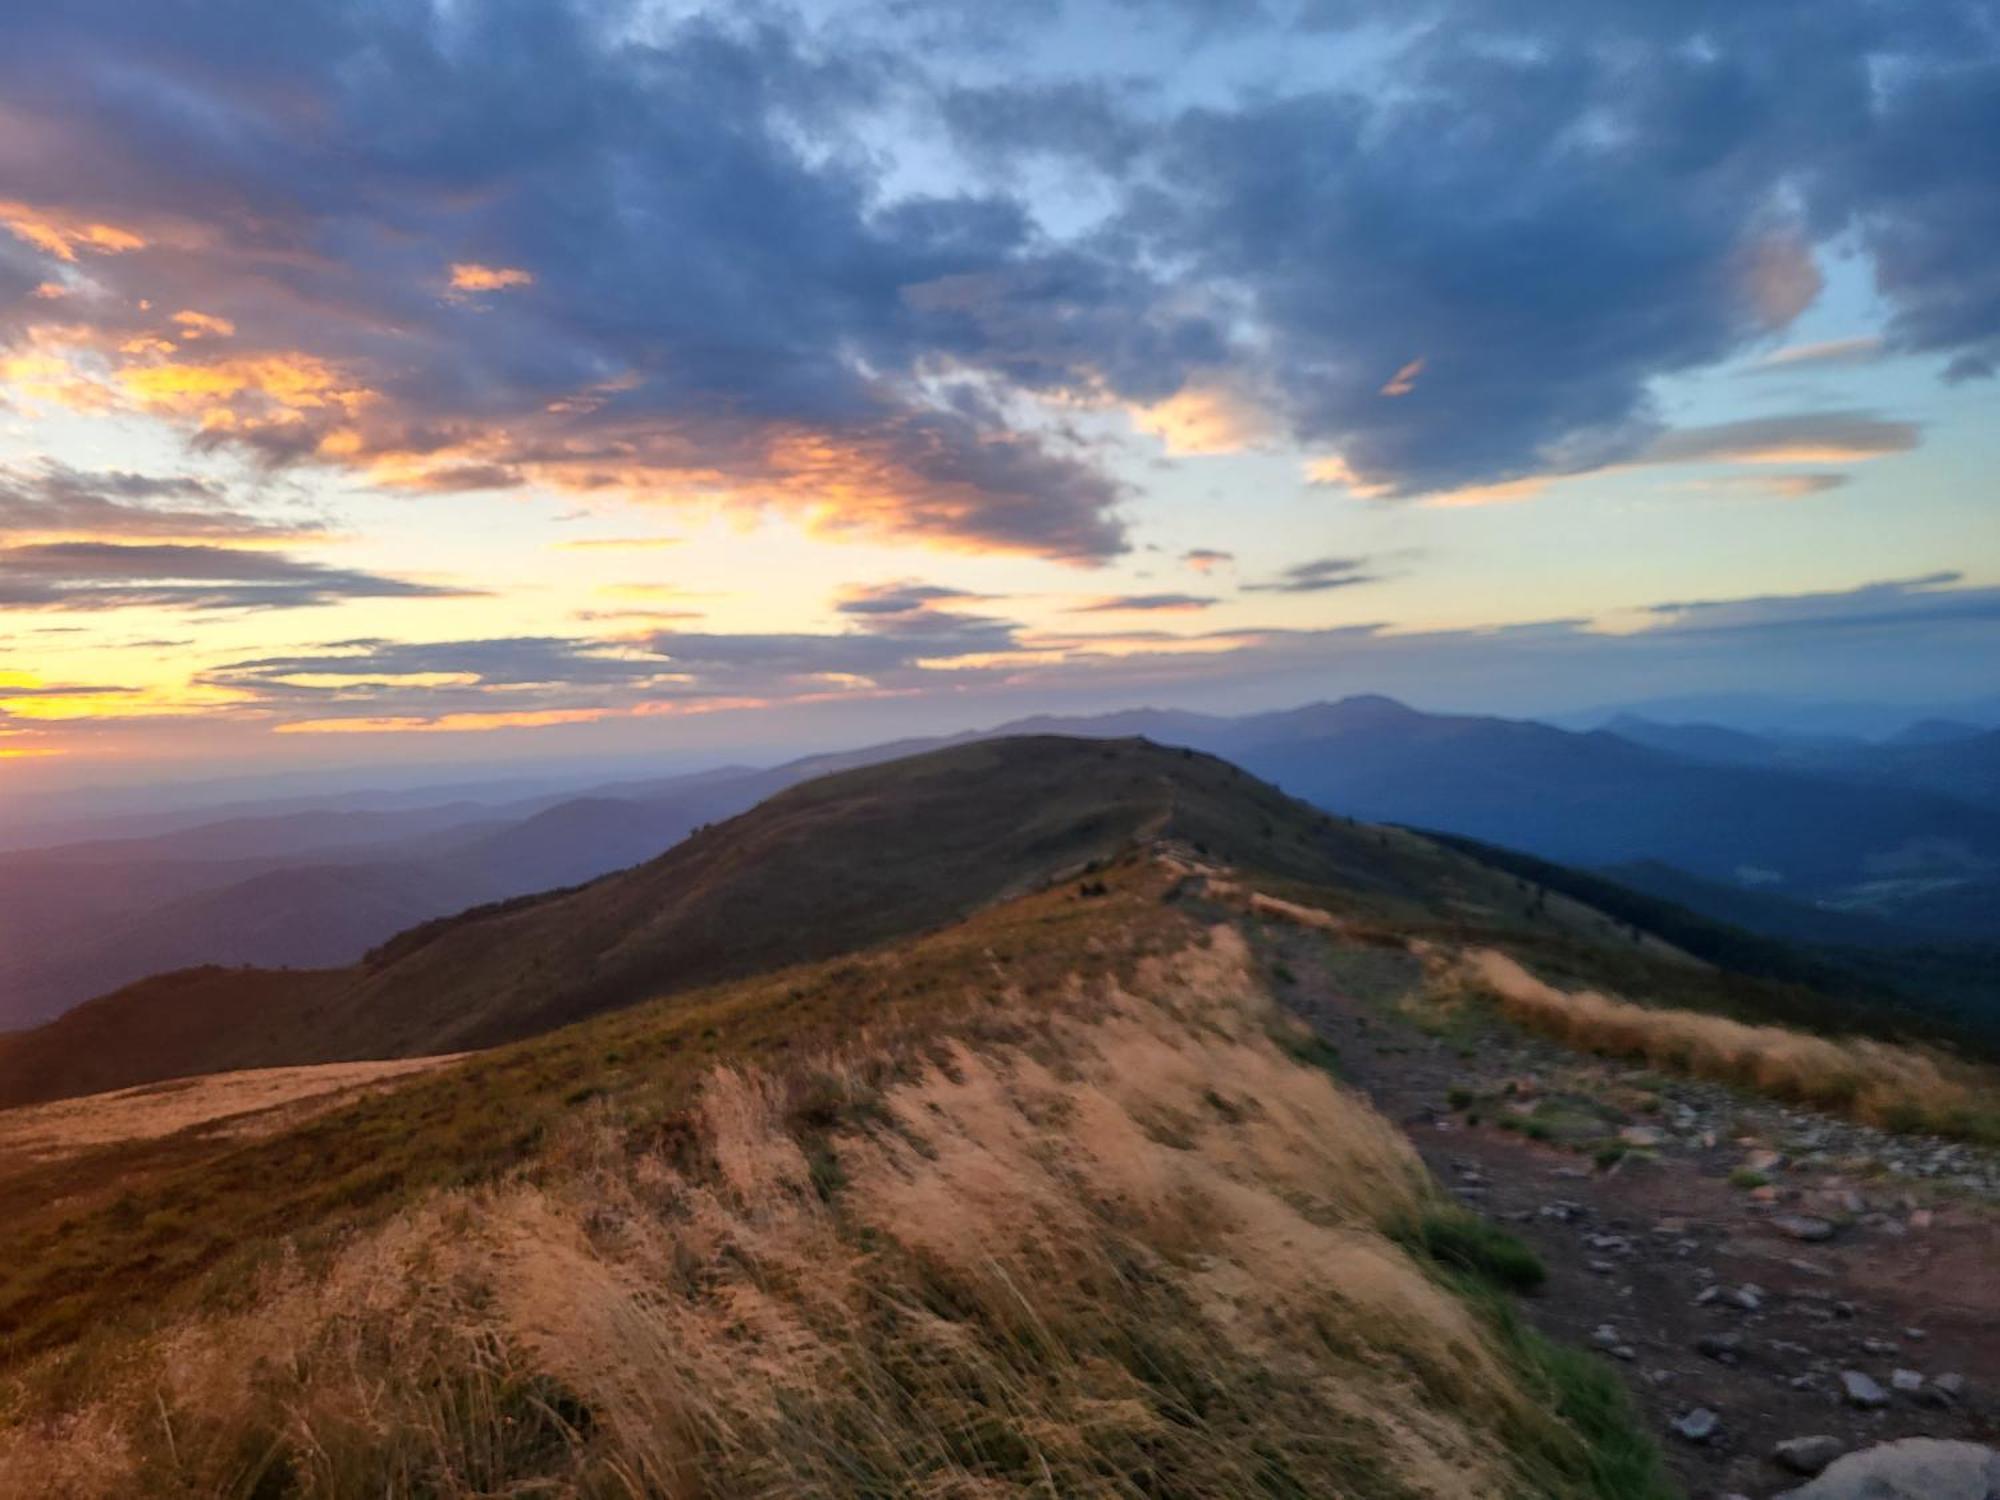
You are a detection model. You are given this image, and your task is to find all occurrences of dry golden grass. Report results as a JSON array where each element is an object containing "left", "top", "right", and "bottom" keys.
[
  {"left": 0, "top": 1055, "right": 463, "bottom": 1174},
  {"left": 1452, "top": 947, "right": 2000, "bottom": 1137},
  {"left": 0, "top": 922, "right": 1602, "bottom": 1499}
]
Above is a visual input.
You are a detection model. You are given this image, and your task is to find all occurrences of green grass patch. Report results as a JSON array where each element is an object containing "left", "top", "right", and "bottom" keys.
[{"left": 1392, "top": 1207, "right": 1546, "bottom": 1294}]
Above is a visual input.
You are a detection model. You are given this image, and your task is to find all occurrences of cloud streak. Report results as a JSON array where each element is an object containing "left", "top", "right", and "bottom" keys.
[
  {"left": 0, "top": 463, "right": 316, "bottom": 541},
  {"left": 0, "top": 543, "right": 467, "bottom": 612},
  {"left": 1243, "top": 557, "right": 1379, "bottom": 594}
]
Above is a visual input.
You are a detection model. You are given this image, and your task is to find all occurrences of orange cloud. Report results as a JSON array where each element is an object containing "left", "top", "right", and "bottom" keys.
[
  {"left": 1379, "top": 356, "right": 1425, "bottom": 397},
  {"left": 1132, "top": 384, "right": 1270, "bottom": 455},
  {"left": 554, "top": 536, "right": 685, "bottom": 551},
  {"left": 276, "top": 707, "right": 614, "bottom": 734},
  {"left": 273, "top": 694, "right": 783, "bottom": 735},
  {"left": 171, "top": 310, "right": 236, "bottom": 340},
  {"left": 1419, "top": 474, "right": 1553, "bottom": 508},
  {"left": 448, "top": 262, "right": 535, "bottom": 292},
  {"left": 0, "top": 200, "right": 146, "bottom": 261},
  {"left": 116, "top": 352, "right": 377, "bottom": 449},
  {"left": 1303, "top": 454, "right": 1392, "bottom": 499}
]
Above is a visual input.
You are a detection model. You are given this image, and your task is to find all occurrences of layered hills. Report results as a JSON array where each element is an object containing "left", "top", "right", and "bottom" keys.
[
  {"left": 5, "top": 694, "right": 1994, "bottom": 1033},
  {"left": 0, "top": 736, "right": 1592, "bottom": 1105}
]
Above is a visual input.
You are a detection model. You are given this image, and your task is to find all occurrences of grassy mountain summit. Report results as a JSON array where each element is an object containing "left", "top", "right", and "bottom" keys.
[
  {"left": 0, "top": 735, "right": 1610, "bottom": 1107},
  {"left": 0, "top": 804, "right": 1674, "bottom": 1498}
]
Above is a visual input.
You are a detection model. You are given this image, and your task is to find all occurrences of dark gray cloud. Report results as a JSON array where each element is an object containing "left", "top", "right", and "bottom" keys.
[
  {"left": 0, "top": 680, "right": 137, "bottom": 697},
  {"left": 0, "top": 3, "right": 1144, "bottom": 560},
  {"left": 948, "top": 2, "right": 1999, "bottom": 493},
  {"left": 1640, "top": 412, "right": 1918, "bottom": 466},
  {"left": 192, "top": 570, "right": 2000, "bottom": 732},
  {"left": 1243, "top": 557, "right": 1378, "bottom": 594},
  {"left": 1068, "top": 593, "right": 1216, "bottom": 612},
  {"left": 0, "top": 543, "right": 468, "bottom": 612},
  {"left": 0, "top": 463, "right": 315, "bottom": 540},
  {"left": 1, "top": 0, "right": 1994, "bottom": 531},
  {"left": 1642, "top": 572, "right": 2000, "bottom": 639},
  {"left": 835, "top": 581, "right": 985, "bottom": 615}
]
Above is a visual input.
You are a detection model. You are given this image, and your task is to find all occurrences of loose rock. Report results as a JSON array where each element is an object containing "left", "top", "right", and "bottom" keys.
[
  {"left": 1673, "top": 1407, "right": 1719, "bottom": 1444},
  {"left": 1839, "top": 1370, "right": 1889, "bottom": 1409},
  {"left": 1773, "top": 1214, "right": 1836, "bottom": 1243},
  {"left": 1775, "top": 1439, "right": 2000, "bottom": 1500},
  {"left": 1772, "top": 1435, "right": 1844, "bottom": 1476}
]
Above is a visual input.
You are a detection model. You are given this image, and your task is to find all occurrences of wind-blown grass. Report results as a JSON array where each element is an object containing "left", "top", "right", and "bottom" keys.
[
  {"left": 1454, "top": 947, "right": 2000, "bottom": 1144},
  {"left": 0, "top": 878, "right": 1665, "bottom": 1498}
]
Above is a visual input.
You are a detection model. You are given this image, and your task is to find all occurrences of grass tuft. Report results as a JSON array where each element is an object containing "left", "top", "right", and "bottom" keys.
[{"left": 1393, "top": 1207, "right": 1547, "bottom": 1294}]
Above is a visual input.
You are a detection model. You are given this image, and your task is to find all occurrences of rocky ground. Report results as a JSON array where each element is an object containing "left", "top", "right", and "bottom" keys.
[{"left": 1261, "top": 922, "right": 2000, "bottom": 1499}]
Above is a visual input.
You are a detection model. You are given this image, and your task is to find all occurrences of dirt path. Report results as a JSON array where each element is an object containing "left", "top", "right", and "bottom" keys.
[{"left": 1261, "top": 922, "right": 2000, "bottom": 1499}]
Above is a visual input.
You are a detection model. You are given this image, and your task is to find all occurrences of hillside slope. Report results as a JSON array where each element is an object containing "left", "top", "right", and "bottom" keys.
[
  {"left": 0, "top": 735, "right": 1700, "bottom": 1108},
  {"left": 0, "top": 853, "right": 1688, "bottom": 1499}
]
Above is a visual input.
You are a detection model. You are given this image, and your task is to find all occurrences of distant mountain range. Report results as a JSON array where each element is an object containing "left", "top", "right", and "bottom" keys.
[
  {"left": 0, "top": 737, "right": 1446, "bottom": 1103},
  {"left": 2, "top": 694, "right": 1994, "bottom": 1033}
]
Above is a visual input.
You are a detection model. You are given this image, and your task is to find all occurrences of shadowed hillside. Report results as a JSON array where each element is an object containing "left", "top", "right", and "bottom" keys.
[{"left": 0, "top": 735, "right": 1717, "bottom": 1109}]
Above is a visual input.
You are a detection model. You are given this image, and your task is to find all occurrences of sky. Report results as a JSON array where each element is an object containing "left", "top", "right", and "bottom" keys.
[{"left": 1, "top": 0, "right": 1997, "bottom": 789}]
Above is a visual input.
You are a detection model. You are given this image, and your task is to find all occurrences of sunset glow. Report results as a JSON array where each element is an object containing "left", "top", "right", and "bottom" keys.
[{"left": 0, "top": 0, "right": 1992, "bottom": 786}]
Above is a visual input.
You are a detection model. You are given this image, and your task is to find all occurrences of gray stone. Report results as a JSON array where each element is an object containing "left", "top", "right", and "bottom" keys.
[
  {"left": 1698, "top": 1332, "right": 1745, "bottom": 1365},
  {"left": 1673, "top": 1407, "right": 1719, "bottom": 1444},
  {"left": 1840, "top": 1370, "right": 1889, "bottom": 1409},
  {"left": 1921, "top": 1372, "right": 1967, "bottom": 1407},
  {"left": 1774, "top": 1214, "right": 1837, "bottom": 1243},
  {"left": 1772, "top": 1435, "right": 1845, "bottom": 1476},
  {"left": 1890, "top": 1368, "right": 1924, "bottom": 1394},
  {"left": 1775, "top": 1439, "right": 2000, "bottom": 1499}
]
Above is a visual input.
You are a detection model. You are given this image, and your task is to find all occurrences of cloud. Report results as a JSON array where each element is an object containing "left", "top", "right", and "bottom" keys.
[
  {"left": 1640, "top": 572, "right": 2000, "bottom": 638},
  {"left": 1378, "top": 357, "right": 1424, "bottom": 398},
  {"left": 0, "top": 679, "right": 137, "bottom": 699},
  {"left": 947, "top": 4, "right": 1997, "bottom": 497},
  {"left": 1639, "top": 411, "right": 1918, "bottom": 466},
  {"left": 173, "top": 570, "right": 2000, "bottom": 740},
  {"left": 1745, "top": 336, "right": 1884, "bottom": 374},
  {"left": 1243, "top": 556, "right": 1379, "bottom": 593},
  {"left": 170, "top": 310, "right": 235, "bottom": 340},
  {"left": 834, "top": 581, "right": 987, "bottom": 616},
  {"left": 0, "top": 7, "right": 1140, "bottom": 562},
  {"left": 2, "top": 0, "right": 1994, "bottom": 551},
  {"left": 0, "top": 542, "right": 467, "bottom": 612},
  {"left": 552, "top": 536, "right": 683, "bottom": 552},
  {"left": 1181, "top": 548, "right": 1233, "bottom": 572},
  {"left": 0, "top": 462, "right": 317, "bottom": 540},
  {"left": 448, "top": 264, "right": 534, "bottom": 293},
  {"left": 0, "top": 199, "right": 145, "bottom": 262},
  {"left": 1130, "top": 383, "right": 1270, "bottom": 454},
  {"left": 1068, "top": 593, "right": 1216, "bottom": 613},
  {"left": 1680, "top": 472, "right": 1849, "bottom": 500}
]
